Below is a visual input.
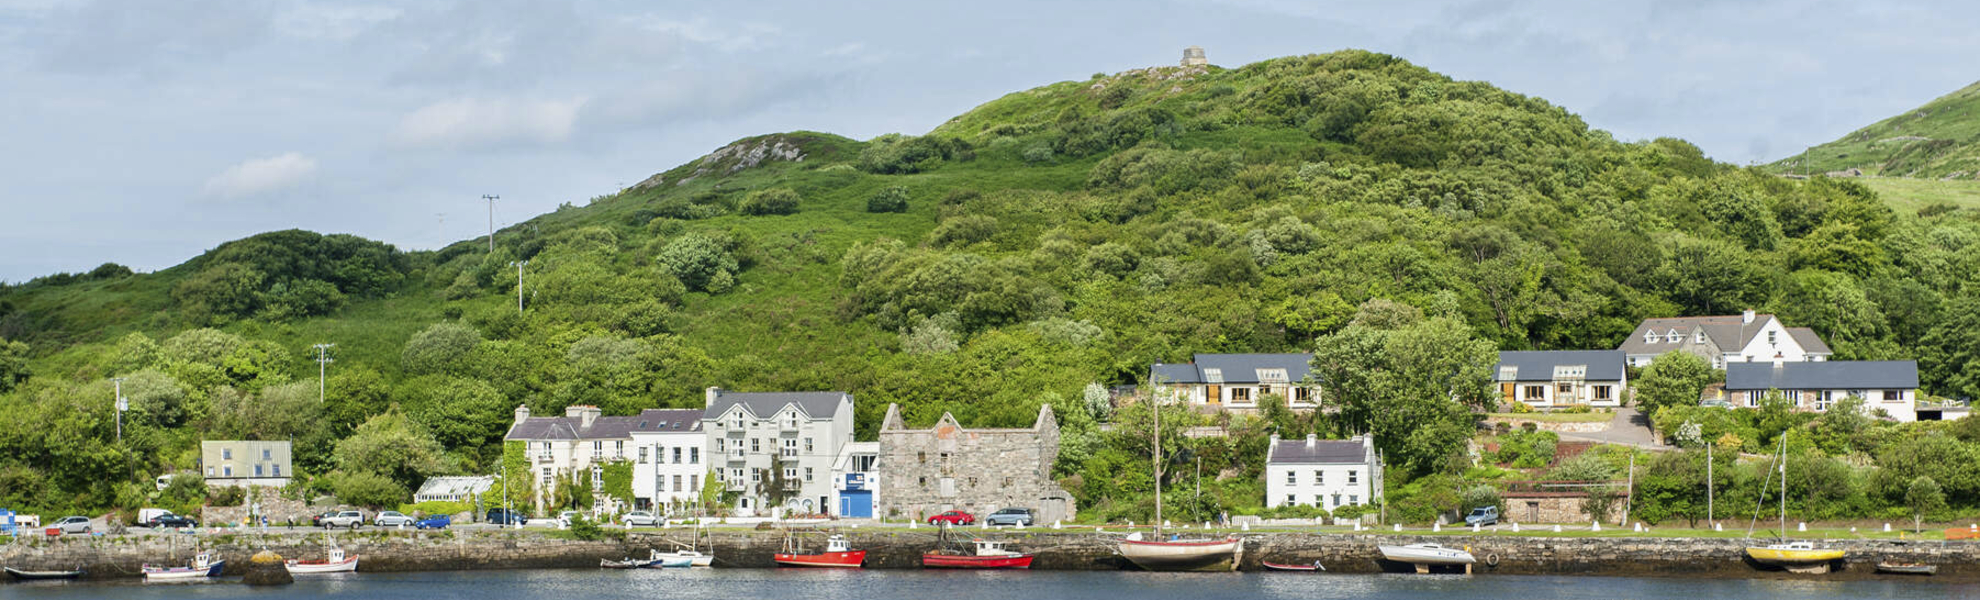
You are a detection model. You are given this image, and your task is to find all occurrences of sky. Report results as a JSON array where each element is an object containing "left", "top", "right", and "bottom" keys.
[{"left": 2, "top": 0, "right": 1976, "bottom": 282}]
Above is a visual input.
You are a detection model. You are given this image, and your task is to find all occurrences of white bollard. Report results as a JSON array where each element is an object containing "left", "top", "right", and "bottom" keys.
[
  {"left": 1715, "top": 522, "right": 1723, "bottom": 532},
  {"left": 1850, "top": 527, "right": 1857, "bottom": 533},
  {"left": 1394, "top": 524, "right": 1402, "bottom": 532},
  {"left": 1128, "top": 521, "right": 1134, "bottom": 527},
  {"left": 1016, "top": 521, "right": 1025, "bottom": 530},
  {"left": 1205, "top": 521, "right": 1212, "bottom": 529},
  {"left": 981, "top": 520, "right": 989, "bottom": 530},
  {"left": 1242, "top": 522, "right": 1251, "bottom": 532},
  {"left": 1512, "top": 523, "right": 1520, "bottom": 532},
  {"left": 1797, "top": 522, "right": 1806, "bottom": 532},
  {"left": 1591, "top": 522, "right": 1601, "bottom": 532},
  {"left": 1472, "top": 522, "right": 1480, "bottom": 532},
  {"left": 1433, "top": 523, "right": 1441, "bottom": 532},
  {"left": 1553, "top": 524, "right": 1562, "bottom": 533},
  {"left": 1053, "top": 520, "right": 1062, "bottom": 530},
  {"left": 1163, "top": 520, "right": 1172, "bottom": 529},
  {"left": 1884, "top": 523, "right": 1892, "bottom": 532},
  {"left": 1633, "top": 522, "right": 1642, "bottom": 532},
  {"left": 909, "top": 520, "right": 917, "bottom": 530}
]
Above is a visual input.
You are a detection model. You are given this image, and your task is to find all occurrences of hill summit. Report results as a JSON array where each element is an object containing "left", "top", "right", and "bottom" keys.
[{"left": 1770, "top": 81, "right": 1980, "bottom": 179}]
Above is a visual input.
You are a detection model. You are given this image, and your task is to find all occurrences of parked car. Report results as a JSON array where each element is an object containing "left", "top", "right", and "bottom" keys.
[
  {"left": 1463, "top": 506, "right": 1500, "bottom": 527},
  {"left": 144, "top": 511, "right": 198, "bottom": 529},
  {"left": 486, "top": 508, "right": 527, "bottom": 526},
  {"left": 926, "top": 510, "right": 976, "bottom": 526},
  {"left": 311, "top": 511, "right": 338, "bottom": 527},
  {"left": 984, "top": 508, "right": 1034, "bottom": 527},
  {"left": 413, "top": 514, "right": 451, "bottom": 530},
  {"left": 51, "top": 516, "right": 91, "bottom": 534},
  {"left": 320, "top": 511, "right": 365, "bottom": 529},
  {"left": 621, "top": 511, "right": 660, "bottom": 527},
  {"left": 555, "top": 511, "right": 582, "bottom": 528},
  {"left": 374, "top": 511, "right": 415, "bottom": 527}
]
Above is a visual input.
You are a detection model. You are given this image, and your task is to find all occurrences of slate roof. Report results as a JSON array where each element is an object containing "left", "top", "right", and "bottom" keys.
[
  {"left": 1787, "top": 328, "right": 1833, "bottom": 354},
  {"left": 1618, "top": 314, "right": 1780, "bottom": 356},
  {"left": 704, "top": 390, "right": 849, "bottom": 421},
  {"left": 1267, "top": 437, "right": 1369, "bottom": 464},
  {"left": 1494, "top": 350, "right": 1626, "bottom": 382},
  {"left": 1150, "top": 353, "right": 1315, "bottom": 385},
  {"left": 1725, "top": 361, "right": 1919, "bottom": 391},
  {"left": 505, "top": 408, "right": 705, "bottom": 442}
]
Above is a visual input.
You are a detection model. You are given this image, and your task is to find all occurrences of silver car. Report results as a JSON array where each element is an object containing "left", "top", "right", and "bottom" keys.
[
  {"left": 52, "top": 516, "right": 91, "bottom": 534},
  {"left": 621, "top": 511, "right": 660, "bottom": 527},
  {"left": 373, "top": 511, "right": 415, "bottom": 527}
]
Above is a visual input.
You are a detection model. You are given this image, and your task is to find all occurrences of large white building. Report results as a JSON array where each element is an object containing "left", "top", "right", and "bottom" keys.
[
  {"left": 830, "top": 441, "right": 879, "bottom": 519},
  {"left": 1148, "top": 353, "right": 1322, "bottom": 410},
  {"left": 1495, "top": 350, "right": 1628, "bottom": 409},
  {"left": 701, "top": 388, "right": 854, "bottom": 517},
  {"left": 505, "top": 404, "right": 690, "bottom": 514},
  {"left": 1264, "top": 435, "right": 1381, "bottom": 512},
  {"left": 1619, "top": 310, "right": 1832, "bottom": 369},
  {"left": 628, "top": 408, "right": 707, "bottom": 514},
  {"left": 1725, "top": 360, "right": 1925, "bottom": 421}
]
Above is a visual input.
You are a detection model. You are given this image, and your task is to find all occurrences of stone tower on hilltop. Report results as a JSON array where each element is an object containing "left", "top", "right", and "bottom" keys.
[{"left": 1181, "top": 46, "right": 1208, "bottom": 66}]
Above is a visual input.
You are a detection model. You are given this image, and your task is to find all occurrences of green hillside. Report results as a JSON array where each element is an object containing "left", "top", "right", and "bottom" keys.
[
  {"left": 1770, "top": 81, "right": 1980, "bottom": 179},
  {"left": 5, "top": 50, "right": 1980, "bottom": 523}
]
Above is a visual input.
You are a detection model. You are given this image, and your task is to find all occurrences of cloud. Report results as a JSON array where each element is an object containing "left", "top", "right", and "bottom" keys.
[
  {"left": 203, "top": 152, "right": 318, "bottom": 199},
  {"left": 390, "top": 97, "right": 587, "bottom": 149}
]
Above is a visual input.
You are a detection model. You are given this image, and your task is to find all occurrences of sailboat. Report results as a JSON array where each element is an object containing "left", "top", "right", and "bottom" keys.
[
  {"left": 1743, "top": 432, "right": 1845, "bottom": 573},
  {"left": 1117, "top": 394, "right": 1241, "bottom": 572}
]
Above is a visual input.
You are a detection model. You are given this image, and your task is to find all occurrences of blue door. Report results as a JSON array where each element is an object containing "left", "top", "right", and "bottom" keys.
[{"left": 839, "top": 490, "right": 873, "bottom": 518}]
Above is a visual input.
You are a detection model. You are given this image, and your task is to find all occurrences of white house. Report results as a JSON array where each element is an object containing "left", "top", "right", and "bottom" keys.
[
  {"left": 701, "top": 388, "right": 854, "bottom": 517},
  {"left": 1725, "top": 360, "right": 1922, "bottom": 421},
  {"left": 1149, "top": 353, "right": 1321, "bottom": 410},
  {"left": 200, "top": 440, "right": 293, "bottom": 488},
  {"left": 1495, "top": 350, "right": 1628, "bottom": 409},
  {"left": 628, "top": 409, "right": 707, "bottom": 514},
  {"left": 503, "top": 404, "right": 650, "bottom": 514},
  {"left": 1265, "top": 434, "right": 1382, "bottom": 512},
  {"left": 414, "top": 476, "right": 494, "bottom": 504},
  {"left": 1619, "top": 310, "right": 1831, "bottom": 369},
  {"left": 830, "top": 441, "right": 879, "bottom": 519}
]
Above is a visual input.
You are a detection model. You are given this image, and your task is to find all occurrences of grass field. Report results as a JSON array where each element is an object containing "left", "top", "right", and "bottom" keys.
[{"left": 1856, "top": 176, "right": 1980, "bottom": 214}]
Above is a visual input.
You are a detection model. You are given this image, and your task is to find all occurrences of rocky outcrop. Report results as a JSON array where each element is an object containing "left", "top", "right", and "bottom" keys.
[{"left": 242, "top": 550, "right": 292, "bottom": 585}]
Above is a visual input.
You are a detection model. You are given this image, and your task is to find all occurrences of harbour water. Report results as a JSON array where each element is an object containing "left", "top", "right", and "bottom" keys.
[{"left": 3, "top": 569, "right": 1973, "bottom": 599}]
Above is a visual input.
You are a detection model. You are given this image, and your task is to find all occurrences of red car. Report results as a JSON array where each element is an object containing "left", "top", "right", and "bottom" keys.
[{"left": 927, "top": 510, "right": 976, "bottom": 526}]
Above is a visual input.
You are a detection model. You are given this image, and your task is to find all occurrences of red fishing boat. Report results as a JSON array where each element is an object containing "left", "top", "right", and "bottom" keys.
[
  {"left": 774, "top": 534, "right": 866, "bottom": 568},
  {"left": 923, "top": 539, "right": 1035, "bottom": 569}
]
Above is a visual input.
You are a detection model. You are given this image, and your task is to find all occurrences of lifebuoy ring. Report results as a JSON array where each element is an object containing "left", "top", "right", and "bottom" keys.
[{"left": 1485, "top": 553, "right": 1500, "bottom": 566}]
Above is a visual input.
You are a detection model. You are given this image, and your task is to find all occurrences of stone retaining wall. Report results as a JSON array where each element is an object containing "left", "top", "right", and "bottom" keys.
[{"left": 4, "top": 528, "right": 1974, "bottom": 581}]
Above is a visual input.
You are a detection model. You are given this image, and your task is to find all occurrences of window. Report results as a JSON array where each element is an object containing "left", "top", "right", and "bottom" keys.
[
  {"left": 751, "top": 438, "right": 760, "bottom": 453},
  {"left": 805, "top": 467, "right": 814, "bottom": 482},
  {"left": 1523, "top": 385, "right": 1546, "bottom": 400},
  {"left": 1203, "top": 368, "right": 1224, "bottom": 383},
  {"left": 542, "top": 467, "right": 553, "bottom": 486},
  {"left": 751, "top": 469, "right": 761, "bottom": 482},
  {"left": 1349, "top": 494, "right": 1359, "bottom": 505},
  {"left": 206, "top": 466, "right": 214, "bottom": 477},
  {"left": 731, "top": 468, "right": 744, "bottom": 481},
  {"left": 690, "top": 475, "right": 699, "bottom": 491},
  {"left": 1557, "top": 383, "right": 1574, "bottom": 394},
  {"left": 783, "top": 438, "right": 798, "bottom": 457},
  {"left": 1815, "top": 390, "right": 1835, "bottom": 411},
  {"left": 716, "top": 438, "right": 726, "bottom": 452},
  {"left": 1318, "top": 495, "right": 1328, "bottom": 508},
  {"left": 224, "top": 466, "right": 233, "bottom": 477},
  {"left": 673, "top": 447, "right": 682, "bottom": 464},
  {"left": 691, "top": 447, "right": 700, "bottom": 464},
  {"left": 1498, "top": 366, "right": 1519, "bottom": 381},
  {"left": 255, "top": 464, "right": 263, "bottom": 477},
  {"left": 919, "top": 476, "right": 927, "bottom": 487},
  {"left": 918, "top": 451, "right": 927, "bottom": 464},
  {"left": 672, "top": 475, "right": 682, "bottom": 492},
  {"left": 804, "top": 437, "right": 814, "bottom": 453},
  {"left": 1883, "top": 390, "right": 1903, "bottom": 403},
  {"left": 1348, "top": 470, "right": 1358, "bottom": 484},
  {"left": 968, "top": 477, "right": 979, "bottom": 488},
  {"left": 783, "top": 468, "right": 798, "bottom": 481},
  {"left": 1286, "top": 471, "right": 1297, "bottom": 484},
  {"left": 615, "top": 441, "right": 625, "bottom": 458},
  {"left": 1004, "top": 476, "right": 1013, "bottom": 487},
  {"left": 1665, "top": 332, "right": 1680, "bottom": 343},
  {"left": 1694, "top": 331, "right": 1707, "bottom": 344},
  {"left": 262, "top": 448, "right": 271, "bottom": 461},
  {"left": 1286, "top": 494, "right": 1296, "bottom": 506},
  {"left": 223, "top": 448, "right": 233, "bottom": 460},
  {"left": 1229, "top": 387, "right": 1252, "bottom": 403},
  {"left": 1593, "top": 386, "right": 1613, "bottom": 401},
  {"left": 1293, "top": 387, "right": 1313, "bottom": 404},
  {"left": 1257, "top": 368, "right": 1289, "bottom": 383},
  {"left": 272, "top": 465, "right": 280, "bottom": 477},
  {"left": 639, "top": 447, "right": 649, "bottom": 463},
  {"left": 1314, "top": 470, "right": 1324, "bottom": 485},
  {"left": 1643, "top": 331, "right": 1656, "bottom": 343},
  {"left": 593, "top": 441, "right": 604, "bottom": 457},
  {"left": 1768, "top": 331, "right": 1778, "bottom": 345},
  {"left": 591, "top": 466, "right": 603, "bottom": 490}
]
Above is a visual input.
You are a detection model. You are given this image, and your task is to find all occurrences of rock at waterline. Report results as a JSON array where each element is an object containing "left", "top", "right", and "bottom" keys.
[{"left": 243, "top": 550, "right": 294, "bottom": 586}]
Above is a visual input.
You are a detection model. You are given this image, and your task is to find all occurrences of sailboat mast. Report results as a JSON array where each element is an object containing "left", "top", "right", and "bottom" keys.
[
  {"left": 1153, "top": 393, "right": 1163, "bottom": 535},
  {"left": 1778, "top": 432, "right": 1788, "bottom": 539}
]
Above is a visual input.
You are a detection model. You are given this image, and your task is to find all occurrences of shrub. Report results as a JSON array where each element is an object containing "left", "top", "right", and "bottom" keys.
[
  {"left": 401, "top": 322, "right": 482, "bottom": 375},
  {"left": 739, "top": 188, "right": 800, "bottom": 216},
  {"left": 1022, "top": 143, "right": 1055, "bottom": 164},
  {"left": 328, "top": 470, "right": 406, "bottom": 507},
  {"left": 927, "top": 215, "right": 997, "bottom": 248},
  {"left": 867, "top": 186, "right": 910, "bottom": 213},
  {"left": 208, "top": 485, "right": 247, "bottom": 507},
  {"left": 398, "top": 500, "right": 473, "bottom": 518},
  {"left": 655, "top": 232, "right": 742, "bottom": 293}
]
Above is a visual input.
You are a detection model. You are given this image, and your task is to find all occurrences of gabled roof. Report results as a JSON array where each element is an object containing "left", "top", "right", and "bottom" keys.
[
  {"left": 1725, "top": 361, "right": 1919, "bottom": 391},
  {"left": 1150, "top": 353, "right": 1314, "bottom": 385},
  {"left": 505, "top": 408, "right": 705, "bottom": 442},
  {"left": 1495, "top": 350, "right": 1626, "bottom": 382},
  {"left": 1267, "top": 436, "right": 1370, "bottom": 464},
  {"left": 704, "top": 390, "right": 849, "bottom": 421},
  {"left": 627, "top": 409, "right": 706, "bottom": 435},
  {"left": 1786, "top": 328, "right": 1833, "bottom": 355},
  {"left": 1618, "top": 314, "right": 1813, "bottom": 356}
]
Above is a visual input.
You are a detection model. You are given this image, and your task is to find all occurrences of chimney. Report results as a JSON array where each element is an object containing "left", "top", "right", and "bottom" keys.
[
  {"left": 1742, "top": 309, "right": 1755, "bottom": 324},
  {"left": 1306, "top": 433, "right": 1318, "bottom": 448},
  {"left": 566, "top": 405, "right": 600, "bottom": 430},
  {"left": 513, "top": 404, "right": 530, "bottom": 426},
  {"left": 1773, "top": 355, "right": 1785, "bottom": 368},
  {"left": 705, "top": 386, "right": 722, "bottom": 409}
]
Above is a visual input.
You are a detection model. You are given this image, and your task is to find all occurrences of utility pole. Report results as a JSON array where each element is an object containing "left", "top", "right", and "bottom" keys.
[
  {"left": 511, "top": 260, "right": 529, "bottom": 313},
  {"left": 110, "top": 377, "right": 127, "bottom": 442},
  {"left": 1621, "top": 451, "right": 1636, "bottom": 527},
  {"left": 311, "top": 343, "right": 335, "bottom": 403},
  {"left": 1707, "top": 443, "right": 1715, "bottom": 525},
  {"left": 483, "top": 194, "right": 500, "bottom": 252}
]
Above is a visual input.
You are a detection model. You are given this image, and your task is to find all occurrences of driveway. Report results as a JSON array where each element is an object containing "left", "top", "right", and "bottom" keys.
[{"left": 1557, "top": 407, "right": 1665, "bottom": 449}]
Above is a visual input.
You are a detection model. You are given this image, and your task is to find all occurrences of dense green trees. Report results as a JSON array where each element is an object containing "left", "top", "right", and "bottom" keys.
[
  {"left": 1309, "top": 305, "right": 1496, "bottom": 476},
  {"left": 1636, "top": 351, "right": 1718, "bottom": 416},
  {"left": 0, "top": 338, "right": 26, "bottom": 393}
]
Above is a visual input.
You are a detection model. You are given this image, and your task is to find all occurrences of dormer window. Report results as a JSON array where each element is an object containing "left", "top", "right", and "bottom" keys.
[
  {"left": 1497, "top": 366, "right": 1518, "bottom": 381},
  {"left": 1257, "top": 368, "right": 1289, "bottom": 383},
  {"left": 1202, "top": 368, "right": 1224, "bottom": 384},
  {"left": 1694, "top": 331, "right": 1706, "bottom": 344},
  {"left": 1644, "top": 331, "right": 1657, "bottom": 343},
  {"left": 1665, "top": 329, "right": 1681, "bottom": 343}
]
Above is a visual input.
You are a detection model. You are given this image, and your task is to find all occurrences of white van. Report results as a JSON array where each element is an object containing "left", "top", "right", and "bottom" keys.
[{"left": 155, "top": 474, "right": 176, "bottom": 491}]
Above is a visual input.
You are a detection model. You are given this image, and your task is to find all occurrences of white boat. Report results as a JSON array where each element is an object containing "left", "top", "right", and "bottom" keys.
[
  {"left": 1378, "top": 543, "right": 1476, "bottom": 566},
  {"left": 1743, "top": 433, "right": 1844, "bottom": 574},
  {"left": 285, "top": 547, "right": 358, "bottom": 574},
  {"left": 1119, "top": 533, "right": 1243, "bottom": 572},
  {"left": 649, "top": 549, "right": 710, "bottom": 568},
  {"left": 143, "top": 552, "right": 224, "bottom": 582}
]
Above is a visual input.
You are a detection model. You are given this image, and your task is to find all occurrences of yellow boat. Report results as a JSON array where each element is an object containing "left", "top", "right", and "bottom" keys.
[{"left": 1745, "top": 541, "right": 1845, "bottom": 573}]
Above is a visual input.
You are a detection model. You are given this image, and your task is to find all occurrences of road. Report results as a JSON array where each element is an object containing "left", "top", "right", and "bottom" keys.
[{"left": 1557, "top": 407, "right": 1666, "bottom": 450}]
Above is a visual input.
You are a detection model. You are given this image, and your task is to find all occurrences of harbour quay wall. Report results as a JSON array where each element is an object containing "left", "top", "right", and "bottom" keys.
[{"left": 4, "top": 528, "right": 1977, "bottom": 581}]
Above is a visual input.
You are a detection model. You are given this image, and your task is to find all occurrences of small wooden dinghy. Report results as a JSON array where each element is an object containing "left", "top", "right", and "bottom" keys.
[
  {"left": 4, "top": 566, "right": 84, "bottom": 580},
  {"left": 1875, "top": 562, "right": 1936, "bottom": 575},
  {"left": 1262, "top": 560, "right": 1324, "bottom": 571}
]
